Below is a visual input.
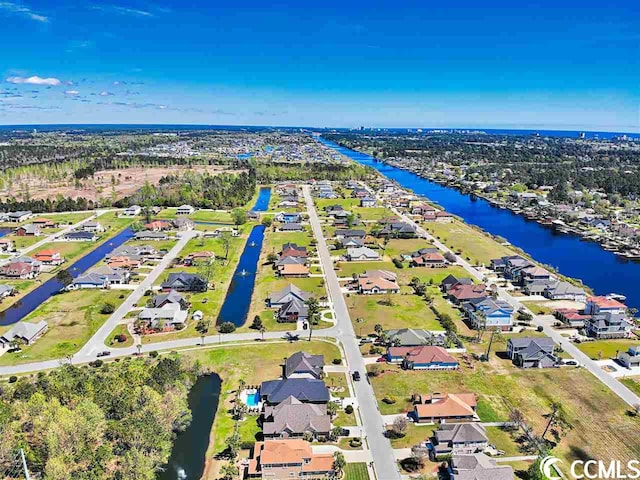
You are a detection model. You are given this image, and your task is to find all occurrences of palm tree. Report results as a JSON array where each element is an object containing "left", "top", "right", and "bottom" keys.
[
  {"left": 306, "top": 297, "right": 320, "bottom": 342},
  {"left": 259, "top": 325, "right": 266, "bottom": 341}
]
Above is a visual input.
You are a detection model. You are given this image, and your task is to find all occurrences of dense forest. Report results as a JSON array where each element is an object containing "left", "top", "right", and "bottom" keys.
[
  {"left": 0, "top": 355, "right": 200, "bottom": 479},
  {"left": 324, "top": 132, "right": 640, "bottom": 196},
  {"left": 256, "top": 162, "right": 373, "bottom": 182},
  {"left": 118, "top": 168, "right": 257, "bottom": 209}
]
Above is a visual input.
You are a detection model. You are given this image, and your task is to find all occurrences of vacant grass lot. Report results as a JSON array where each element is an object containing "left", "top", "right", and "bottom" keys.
[
  {"left": 368, "top": 363, "right": 640, "bottom": 467},
  {"left": 344, "top": 463, "right": 369, "bottom": 480},
  {"left": 347, "top": 293, "right": 443, "bottom": 335},
  {"left": 424, "top": 220, "right": 516, "bottom": 266},
  {"left": 576, "top": 339, "right": 640, "bottom": 360},
  {"left": 0, "top": 290, "right": 127, "bottom": 365},
  {"left": 182, "top": 341, "right": 341, "bottom": 479},
  {"left": 383, "top": 238, "right": 436, "bottom": 258}
]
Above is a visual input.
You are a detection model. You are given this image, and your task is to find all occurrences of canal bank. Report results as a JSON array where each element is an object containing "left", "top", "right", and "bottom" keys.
[
  {"left": 0, "top": 227, "right": 134, "bottom": 326},
  {"left": 158, "top": 374, "right": 222, "bottom": 480},
  {"left": 217, "top": 187, "right": 271, "bottom": 327},
  {"left": 318, "top": 136, "right": 640, "bottom": 310}
]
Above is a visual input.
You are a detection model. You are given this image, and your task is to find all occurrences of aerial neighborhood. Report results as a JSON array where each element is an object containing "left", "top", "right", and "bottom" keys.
[{"left": 0, "top": 130, "right": 638, "bottom": 480}]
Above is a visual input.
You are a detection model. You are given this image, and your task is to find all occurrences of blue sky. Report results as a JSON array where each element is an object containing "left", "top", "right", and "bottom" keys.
[{"left": 0, "top": 0, "right": 638, "bottom": 132}]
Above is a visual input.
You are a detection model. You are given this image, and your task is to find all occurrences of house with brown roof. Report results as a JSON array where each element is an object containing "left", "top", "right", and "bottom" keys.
[
  {"left": 413, "top": 393, "right": 478, "bottom": 423},
  {"left": 144, "top": 220, "right": 172, "bottom": 231},
  {"left": 34, "top": 249, "right": 65, "bottom": 266},
  {"left": 184, "top": 251, "right": 215, "bottom": 266},
  {"left": 32, "top": 218, "right": 57, "bottom": 228},
  {"left": 14, "top": 224, "right": 41, "bottom": 237},
  {"left": 107, "top": 256, "right": 141, "bottom": 270},
  {"left": 411, "top": 251, "right": 447, "bottom": 268},
  {"left": 278, "top": 263, "right": 310, "bottom": 278},
  {"left": 246, "top": 439, "right": 334, "bottom": 480},
  {"left": 387, "top": 346, "right": 459, "bottom": 370},
  {"left": 0, "top": 261, "right": 39, "bottom": 279},
  {"left": 446, "top": 283, "right": 487, "bottom": 304},
  {"left": 356, "top": 270, "right": 399, "bottom": 294}
]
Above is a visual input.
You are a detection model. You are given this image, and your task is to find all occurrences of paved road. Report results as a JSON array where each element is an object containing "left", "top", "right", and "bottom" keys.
[
  {"left": 304, "top": 185, "right": 401, "bottom": 480},
  {"left": 391, "top": 204, "right": 640, "bottom": 408},
  {"left": 78, "top": 230, "right": 199, "bottom": 357}
]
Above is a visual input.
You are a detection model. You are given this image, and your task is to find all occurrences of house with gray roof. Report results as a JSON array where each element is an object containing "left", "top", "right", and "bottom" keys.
[
  {"left": 161, "top": 272, "right": 208, "bottom": 292},
  {"left": 441, "top": 274, "right": 474, "bottom": 292},
  {"left": 544, "top": 281, "right": 587, "bottom": 302},
  {"left": 260, "top": 378, "right": 330, "bottom": 405},
  {"left": 173, "top": 218, "right": 195, "bottom": 231},
  {"left": 0, "top": 320, "right": 48, "bottom": 348},
  {"left": 285, "top": 351, "right": 324, "bottom": 379},
  {"left": 151, "top": 290, "right": 188, "bottom": 310},
  {"left": 134, "top": 230, "right": 169, "bottom": 241},
  {"left": 617, "top": 346, "right": 640, "bottom": 369},
  {"left": 262, "top": 396, "right": 331, "bottom": 439},
  {"left": 340, "top": 237, "right": 364, "bottom": 248},
  {"left": 335, "top": 229, "right": 366, "bottom": 240},
  {"left": 0, "top": 284, "right": 15, "bottom": 298},
  {"left": 276, "top": 297, "right": 309, "bottom": 323},
  {"left": 386, "top": 328, "right": 446, "bottom": 347},
  {"left": 430, "top": 423, "right": 488, "bottom": 457},
  {"left": 506, "top": 337, "right": 557, "bottom": 368},
  {"left": 449, "top": 453, "right": 514, "bottom": 480},
  {"left": 5, "top": 211, "right": 32, "bottom": 223},
  {"left": 138, "top": 303, "right": 188, "bottom": 329},
  {"left": 346, "top": 246, "right": 380, "bottom": 261},
  {"left": 63, "top": 230, "right": 98, "bottom": 242},
  {"left": 378, "top": 222, "right": 417, "bottom": 238},
  {"left": 279, "top": 222, "right": 303, "bottom": 232},
  {"left": 267, "top": 284, "right": 310, "bottom": 308}
]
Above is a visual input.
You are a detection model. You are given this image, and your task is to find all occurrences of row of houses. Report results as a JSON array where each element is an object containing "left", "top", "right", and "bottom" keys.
[
  {"left": 554, "top": 295, "right": 633, "bottom": 339},
  {"left": 245, "top": 351, "right": 337, "bottom": 479},
  {"left": 274, "top": 242, "right": 311, "bottom": 278}
]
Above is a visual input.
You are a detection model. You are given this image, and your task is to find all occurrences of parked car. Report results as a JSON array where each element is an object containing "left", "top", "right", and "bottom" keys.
[
  {"left": 376, "top": 356, "right": 387, "bottom": 363},
  {"left": 97, "top": 351, "right": 111, "bottom": 358},
  {"left": 352, "top": 371, "right": 361, "bottom": 381}
]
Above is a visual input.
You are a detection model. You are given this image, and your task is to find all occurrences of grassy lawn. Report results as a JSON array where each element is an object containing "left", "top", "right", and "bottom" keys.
[
  {"left": 384, "top": 238, "right": 436, "bottom": 258},
  {"left": 344, "top": 463, "right": 369, "bottom": 480},
  {"left": 335, "top": 260, "right": 396, "bottom": 277},
  {"left": 368, "top": 363, "right": 640, "bottom": 467},
  {"left": 107, "top": 324, "right": 134, "bottom": 348},
  {"left": 181, "top": 341, "right": 341, "bottom": 478},
  {"left": 327, "top": 372, "right": 350, "bottom": 398},
  {"left": 4, "top": 234, "right": 42, "bottom": 249},
  {"left": 620, "top": 378, "right": 640, "bottom": 396},
  {"left": 334, "top": 408, "right": 357, "bottom": 428},
  {"left": 0, "top": 290, "right": 127, "bottom": 365},
  {"left": 576, "top": 339, "right": 640, "bottom": 360},
  {"left": 98, "top": 211, "right": 137, "bottom": 231},
  {"left": 485, "top": 426, "right": 526, "bottom": 456},
  {"left": 353, "top": 206, "right": 393, "bottom": 220},
  {"left": 388, "top": 423, "right": 430, "bottom": 448},
  {"left": 520, "top": 300, "right": 555, "bottom": 315},
  {"left": 346, "top": 293, "right": 443, "bottom": 336},
  {"left": 315, "top": 198, "right": 360, "bottom": 211},
  {"left": 43, "top": 212, "right": 94, "bottom": 225},
  {"left": 424, "top": 220, "right": 516, "bottom": 266}
]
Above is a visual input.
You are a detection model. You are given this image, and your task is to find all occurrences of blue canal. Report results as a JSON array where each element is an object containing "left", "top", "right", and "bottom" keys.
[
  {"left": 318, "top": 136, "right": 640, "bottom": 310},
  {"left": 216, "top": 187, "right": 271, "bottom": 326},
  {"left": 0, "top": 227, "right": 134, "bottom": 326}
]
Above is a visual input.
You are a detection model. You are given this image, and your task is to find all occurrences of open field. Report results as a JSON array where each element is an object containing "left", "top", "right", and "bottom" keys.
[
  {"left": 1, "top": 165, "right": 244, "bottom": 202},
  {"left": 346, "top": 292, "right": 443, "bottom": 335},
  {"left": 181, "top": 341, "right": 342, "bottom": 480},
  {"left": 0, "top": 290, "right": 127, "bottom": 365},
  {"left": 576, "top": 338, "right": 640, "bottom": 360},
  {"left": 383, "top": 238, "right": 436, "bottom": 258},
  {"left": 368, "top": 363, "right": 640, "bottom": 467},
  {"left": 423, "top": 219, "right": 516, "bottom": 266}
]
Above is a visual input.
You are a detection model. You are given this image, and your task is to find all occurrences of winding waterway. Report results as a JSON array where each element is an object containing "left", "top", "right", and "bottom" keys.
[
  {"left": 0, "top": 227, "right": 135, "bottom": 326},
  {"left": 217, "top": 187, "right": 271, "bottom": 326},
  {"left": 318, "top": 136, "right": 640, "bottom": 310}
]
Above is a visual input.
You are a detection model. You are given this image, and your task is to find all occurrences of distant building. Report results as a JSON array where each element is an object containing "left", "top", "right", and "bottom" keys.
[
  {"left": 618, "top": 346, "right": 640, "bottom": 369},
  {"left": 176, "top": 205, "right": 195, "bottom": 215}
]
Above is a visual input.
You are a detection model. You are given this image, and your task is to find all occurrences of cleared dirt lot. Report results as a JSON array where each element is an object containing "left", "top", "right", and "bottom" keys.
[{"left": 2, "top": 165, "right": 246, "bottom": 202}]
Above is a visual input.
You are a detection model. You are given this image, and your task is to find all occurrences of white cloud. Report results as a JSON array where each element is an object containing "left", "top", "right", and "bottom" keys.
[
  {"left": 99, "top": 91, "right": 114, "bottom": 96},
  {"left": 7, "top": 75, "right": 61, "bottom": 86},
  {"left": 92, "top": 4, "right": 154, "bottom": 17},
  {"left": 0, "top": 2, "right": 48, "bottom": 22},
  {"left": 65, "top": 90, "right": 80, "bottom": 95}
]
